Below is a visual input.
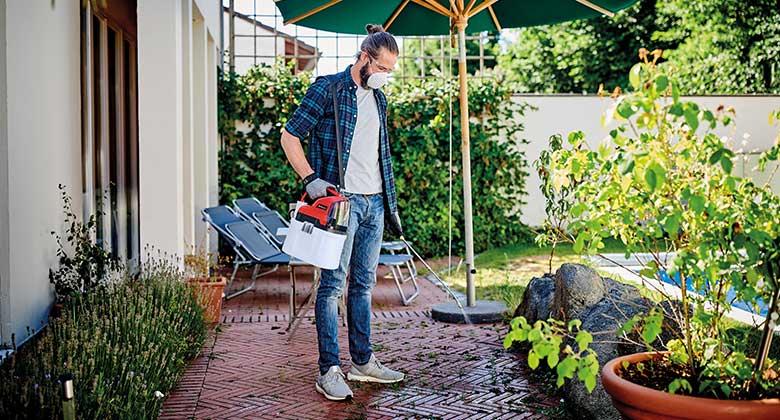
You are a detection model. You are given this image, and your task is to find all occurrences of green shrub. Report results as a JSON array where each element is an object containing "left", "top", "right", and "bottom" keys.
[
  {"left": 218, "top": 60, "right": 532, "bottom": 256},
  {"left": 0, "top": 256, "right": 207, "bottom": 419},
  {"left": 385, "top": 75, "right": 532, "bottom": 256},
  {"left": 48, "top": 184, "right": 118, "bottom": 303}
]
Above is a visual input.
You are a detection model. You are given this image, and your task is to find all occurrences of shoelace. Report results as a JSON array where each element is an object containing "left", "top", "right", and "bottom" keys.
[
  {"left": 370, "top": 357, "right": 386, "bottom": 373},
  {"left": 324, "top": 369, "right": 345, "bottom": 386}
]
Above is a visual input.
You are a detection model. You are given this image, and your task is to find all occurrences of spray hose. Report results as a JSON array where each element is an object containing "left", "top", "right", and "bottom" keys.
[{"left": 399, "top": 236, "right": 466, "bottom": 312}]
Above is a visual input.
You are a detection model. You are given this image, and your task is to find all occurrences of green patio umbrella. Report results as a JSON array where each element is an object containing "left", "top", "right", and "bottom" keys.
[{"left": 276, "top": 0, "right": 639, "bottom": 311}]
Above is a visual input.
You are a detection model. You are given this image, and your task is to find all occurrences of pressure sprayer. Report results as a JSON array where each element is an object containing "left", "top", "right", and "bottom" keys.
[{"left": 283, "top": 188, "right": 350, "bottom": 270}]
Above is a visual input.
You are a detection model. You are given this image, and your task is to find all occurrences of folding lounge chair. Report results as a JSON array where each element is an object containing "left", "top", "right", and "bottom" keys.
[
  {"left": 233, "top": 197, "right": 289, "bottom": 248},
  {"left": 381, "top": 241, "right": 418, "bottom": 277},
  {"left": 379, "top": 253, "right": 420, "bottom": 305},
  {"left": 234, "top": 196, "right": 421, "bottom": 305},
  {"left": 224, "top": 219, "right": 339, "bottom": 337},
  {"left": 201, "top": 206, "right": 289, "bottom": 300},
  {"left": 379, "top": 240, "right": 420, "bottom": 305}
]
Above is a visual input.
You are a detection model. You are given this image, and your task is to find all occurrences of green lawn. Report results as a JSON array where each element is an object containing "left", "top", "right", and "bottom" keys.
[{"left": 440, "top": 239, "right": 627, "bottom": 312}]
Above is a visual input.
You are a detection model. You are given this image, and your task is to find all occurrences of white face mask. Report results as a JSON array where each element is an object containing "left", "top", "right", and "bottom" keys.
[{"left": 366, "top": 71, "right": 388, "bottom": 89}]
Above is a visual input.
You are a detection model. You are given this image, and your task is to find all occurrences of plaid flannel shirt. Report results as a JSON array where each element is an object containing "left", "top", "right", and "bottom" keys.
[{"left": 284, "top": 65, "right": 398, "bottom": 214}]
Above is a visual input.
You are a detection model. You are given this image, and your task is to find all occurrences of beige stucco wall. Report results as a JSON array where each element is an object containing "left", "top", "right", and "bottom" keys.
[
  {"left": 0, "top": 0, "right": 10, "bottom": 347},
  {"left": 194, "top": 0, "right": 220, "bottom": 44},
  {"left": 515, "top": 95, "right": 780, "bottom": 227},
  {"left": 138, "top": 0, "right": 185, "bottom": 260},
  {"left": 137, "top": 0, "right": 220, "bottom": 261},
  {"left": 0, "top": 0, "right": 83, "bottom": 347}
]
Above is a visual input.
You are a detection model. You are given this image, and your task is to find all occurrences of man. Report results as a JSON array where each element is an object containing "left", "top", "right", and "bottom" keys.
[{"left": 280, "top": 24, "right": 405, "bottom": 401}]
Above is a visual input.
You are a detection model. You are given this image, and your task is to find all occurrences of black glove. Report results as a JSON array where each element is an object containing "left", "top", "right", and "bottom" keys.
[{"left": 385, "top": 211, "right": 404, "bottom": 238}]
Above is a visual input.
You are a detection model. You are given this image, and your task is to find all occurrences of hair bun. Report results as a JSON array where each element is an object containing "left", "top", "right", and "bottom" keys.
[{"left": 366, "top": 24, "right": 385, "bottom": 34}]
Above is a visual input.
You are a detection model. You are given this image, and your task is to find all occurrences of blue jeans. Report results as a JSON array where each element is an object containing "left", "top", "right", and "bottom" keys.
[{"left": 316, "top": 193, "right": 384, "bottom": 375}]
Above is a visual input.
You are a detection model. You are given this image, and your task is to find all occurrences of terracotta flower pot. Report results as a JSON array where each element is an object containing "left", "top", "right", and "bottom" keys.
[
  {"left": 602, "top": 352, "right": 780, "bottom": 420},
  {"left": 187, "top": 277, "right": 226, "bottom": 325}
]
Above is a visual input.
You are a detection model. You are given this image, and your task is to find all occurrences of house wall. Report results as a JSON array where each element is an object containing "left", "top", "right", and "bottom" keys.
[
  {"left": 207, "top": 36, "right": 219, "bottom": 255},
  {"left": 193, "top": 0, "right": 220, "bottom": 44},
  {"left": 138, "top": 0, "right": 185, "bottom": 260},
  {"left": 193, "top": 8, "right": 220, "bottom": 253},
  {"left": 0, "top": 0, "right": 82, "bottom": 346},
  {"left": 0, "top": 0, "right": 9, "bottom": 347},
  {"left": 514, "top": 95, "right": 780, "bottom": 227},
  {"left": 137, "top": 0, "right": 220, "bottom": 261}
]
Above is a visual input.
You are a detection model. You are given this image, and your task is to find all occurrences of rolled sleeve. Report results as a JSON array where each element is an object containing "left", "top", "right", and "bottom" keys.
[{"left": 284, "top": 77, "right": 329, "bottom": 141}]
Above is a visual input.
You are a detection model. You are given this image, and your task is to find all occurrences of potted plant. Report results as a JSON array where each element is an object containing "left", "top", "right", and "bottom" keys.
[
  {"left": 506, "top": 49, "right": 780, "bottom": 419},
  {"left": 184, "top": 235, "right": 226, "bottom": 325}
]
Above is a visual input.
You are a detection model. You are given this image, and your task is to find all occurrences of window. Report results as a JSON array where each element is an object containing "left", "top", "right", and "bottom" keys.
[
  {"left": 80, "top": 1, "right": 139, "bottom": 268},
  {"left": 223, "top": 0, "right": 497, "bottom": 80}
]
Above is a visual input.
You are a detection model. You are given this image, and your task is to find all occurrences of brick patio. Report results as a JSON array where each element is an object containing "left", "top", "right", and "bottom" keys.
[{"left": 160, "top": 265, "right": 559, "bottom": 419}]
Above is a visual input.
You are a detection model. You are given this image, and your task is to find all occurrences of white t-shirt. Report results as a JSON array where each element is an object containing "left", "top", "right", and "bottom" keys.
[{"left": 344, "top": 86, "right": 383, "bottom": 194}]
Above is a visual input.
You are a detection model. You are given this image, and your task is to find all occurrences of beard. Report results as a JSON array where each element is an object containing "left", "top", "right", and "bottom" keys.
[{"left": 359, "top": 63, "right": 371, "bottom": 89}]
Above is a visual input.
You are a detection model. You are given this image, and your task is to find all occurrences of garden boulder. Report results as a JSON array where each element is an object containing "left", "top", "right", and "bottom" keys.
[
  {"left": 513, "top": 274, "right": 555, "bottom": 323},
  {"left": 562, "top": 279, "right": 645, "bottom": 420},
  {"left": 550, "top": 263, "right": 607, "bottom": 321}
]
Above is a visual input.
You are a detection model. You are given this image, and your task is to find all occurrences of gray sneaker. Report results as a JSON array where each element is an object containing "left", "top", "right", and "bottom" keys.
[
  {"left": 347, "top": 354, "right": 405, "bottom": 384},
  {"left": 315, "top": 366, "right": 353, "bottom": 401}
]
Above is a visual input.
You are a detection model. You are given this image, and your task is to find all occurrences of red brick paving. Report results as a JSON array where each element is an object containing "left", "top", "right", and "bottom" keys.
[{"left": 160, "top": 265, "right": 558, "bottom": 419}]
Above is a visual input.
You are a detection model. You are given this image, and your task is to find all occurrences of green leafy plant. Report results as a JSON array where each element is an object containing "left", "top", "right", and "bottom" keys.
[
  {"left": 48, "top": 185, "right": 119, "bottom": 303},
  {"left": 507, "top": 49, "right": 780, "bottom": 399},
  {"left": 218, "top": 60, "right": 533, "bottom": 257},
  {"left": 504, "top": 318, "right": 599, "bottom": 392},
  {"left": 534, "top": 132, "right": 579, "bottom": 274}
]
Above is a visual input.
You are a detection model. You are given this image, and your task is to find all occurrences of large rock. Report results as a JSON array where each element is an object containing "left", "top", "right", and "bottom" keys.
[
  {"left": 563, "top": 280, "right": 645, "bottom": 420},
  {"left": 513, "top": 275, "right": 555, "bottom": 323},
  {"left": 550, "top": 263, "right": 607, "bottom": 321},
  {"left": 561, "top": 279, "right": 686, "bottom": 420}
]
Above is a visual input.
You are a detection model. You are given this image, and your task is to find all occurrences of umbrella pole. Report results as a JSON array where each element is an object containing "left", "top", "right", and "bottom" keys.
[
  {"left": 431, "top": 14, "right": 506, "bottom": 323},
  {"left": 455, "top": 20, "right": 476, "bottom": 307}
]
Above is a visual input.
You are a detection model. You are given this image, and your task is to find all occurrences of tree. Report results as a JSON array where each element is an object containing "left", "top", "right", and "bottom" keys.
[
  {"left": 655, "top": 0, "right": 780, "bottom": 94},
  {"left": 497, "top": 0, "right": 673, "bottom": 93},
  {"left": 496, "top": 0, "right": 780, "bottom": 94}
]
